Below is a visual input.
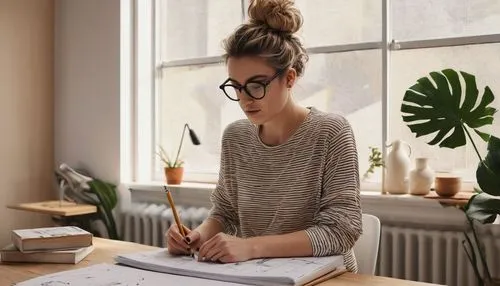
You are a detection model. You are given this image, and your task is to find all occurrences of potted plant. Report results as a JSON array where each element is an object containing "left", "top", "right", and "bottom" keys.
[
  {"left": 401, "top": 69, "right": 500, "bottom": 286},
  {"left": 157, "top": 145, "right": 185, "bottom": 184},
  {"left": 157, "top": 123, "right": 201, "bottom": 185},
  {"left": 362, "top": 146, "right": 385, "bottom": 181},
  {"left": 54, "top": 164, "right": 120, "bottom": 240}
]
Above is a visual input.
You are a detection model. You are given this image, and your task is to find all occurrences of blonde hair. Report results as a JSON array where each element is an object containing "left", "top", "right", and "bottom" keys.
[{"left": 222, "top": 0, "right": 308, "bottom": 77}]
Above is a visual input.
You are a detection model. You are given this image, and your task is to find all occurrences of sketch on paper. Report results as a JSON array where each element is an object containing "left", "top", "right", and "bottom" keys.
[
  {"left": 115, "top": 249, "right": 343, "bottom": 281},
  {"left": 14, "top": 263, "right": 245, "bottom": 286}
]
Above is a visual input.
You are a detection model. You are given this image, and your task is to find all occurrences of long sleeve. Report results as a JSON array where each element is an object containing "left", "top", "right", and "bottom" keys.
[
  {"left": 304, "top": 121, "right": 362, "bottom": 256},
  {"left": 207, "top": 130, "right": 239, "bottom": 235}
]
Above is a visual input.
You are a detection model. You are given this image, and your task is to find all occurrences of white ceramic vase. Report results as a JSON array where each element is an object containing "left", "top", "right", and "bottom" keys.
[
  {"left": 385, "top": 140, "right": 412, "bottom": 194},
  {"left": 409, "top": 158, "right": 434, "bottom": 195}
]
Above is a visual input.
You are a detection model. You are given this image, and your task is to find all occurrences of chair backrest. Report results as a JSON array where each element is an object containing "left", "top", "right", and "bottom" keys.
[{"left": 353, "top": 213, "right": 381, "bottom": 275}]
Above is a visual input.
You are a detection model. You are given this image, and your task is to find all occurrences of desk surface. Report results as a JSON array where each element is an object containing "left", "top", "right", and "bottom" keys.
[
  {"left": 0, "top": 237, "right": 439, "bottom": 286},
  {"left": 7, "top": 200, "right": 97, "bottom": 216}
]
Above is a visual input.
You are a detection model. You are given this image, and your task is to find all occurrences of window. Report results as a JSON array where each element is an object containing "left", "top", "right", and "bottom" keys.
[
  {"left": 159, "top": 0, "right": 242, "bottom": 60},
  {"left": 392, "top": 0, "right": 500, "bottom": 40},
  {"left": 137, "top": 0, "right": 500, "bottom": 186},
  {"left": 389, "top": 0, "right": 500, "bottom": 182},
  {"left": 294, "top": 0, "right": 382, "bottom": 46},
  {"left": 389, "top": 43, "right": 500, "bottom": 181}
]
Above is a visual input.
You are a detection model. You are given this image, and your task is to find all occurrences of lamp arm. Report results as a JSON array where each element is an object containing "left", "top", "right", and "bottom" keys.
[{"left": 173, "top": 124, "right": 189, "bottom": 167}]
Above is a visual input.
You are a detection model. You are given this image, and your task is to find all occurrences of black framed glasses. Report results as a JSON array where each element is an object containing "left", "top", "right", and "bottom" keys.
[{"left": 219, "top": 69, "right": 284, "bottom": 101}]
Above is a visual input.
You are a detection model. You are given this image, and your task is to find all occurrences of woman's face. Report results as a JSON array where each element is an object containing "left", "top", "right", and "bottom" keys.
[{"left": 224, "top": 56, "right": 293, "bottom": 125}]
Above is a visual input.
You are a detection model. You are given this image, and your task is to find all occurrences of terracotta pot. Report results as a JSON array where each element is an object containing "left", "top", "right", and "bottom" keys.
[
  {"left": 164, "top": 167, "right": 183, "bottom": 185},
  {"left": 434, "top": 175, "right": 461, "bottom": 197}
]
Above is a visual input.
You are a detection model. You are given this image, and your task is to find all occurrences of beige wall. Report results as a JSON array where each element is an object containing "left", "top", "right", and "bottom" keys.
[
  {"left": 0, "top": 0, "right": 55, "bottom": 246},
  {"left": 54, "top": 0, "right": 120, "bottom": 183}
]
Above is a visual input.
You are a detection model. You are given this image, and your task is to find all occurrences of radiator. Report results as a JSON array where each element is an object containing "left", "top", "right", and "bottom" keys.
[
  {"left": 378, "top": 225, "right": 500, "bottom": 286},
  {"left": 121, "top": 202, "right": 209, "bottom": 247},
  {"left": 121, "top": 203, "right": 499, "bottom": 286}
]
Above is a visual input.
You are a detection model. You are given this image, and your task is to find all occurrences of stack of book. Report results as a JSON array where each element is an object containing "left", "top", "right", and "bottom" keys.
[{"left": 0, "top": 226, "right": 94, "bottom": 264}]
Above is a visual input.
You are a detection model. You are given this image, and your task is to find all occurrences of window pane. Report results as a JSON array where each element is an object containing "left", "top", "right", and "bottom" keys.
[
  {"left": 157, "top": 50, "right": 383, "bottom": 182},
  {"left": 157, "top": 63, "right": 244, "bottom": 177},
  {"left": 299, "top": 51, "right": 382, "bottom": 182},
  {"left": 294, "top": 0, "right": 381, "bottom": 47},
  {"left": 160, "top": 0, "right": 242, "bottom": 60},
  {"left": 389, "top": 43, "right": 500, "bottom": 181},
  {"left": 392, "top": 0, "right": 500, "bottom": 40}
]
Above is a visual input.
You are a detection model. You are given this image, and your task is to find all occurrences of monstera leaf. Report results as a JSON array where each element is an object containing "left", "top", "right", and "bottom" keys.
[
  {"left": 401, "top": 69, "right": 496, "bottom": 148},
  {"left": 476, "top": 136, "right": 500, "bottom": 196},
  {"left": 404, "top": 69, "right": 500, "bottom": 286},
  {"left": 465, "top": 192, "right": 500, "bottom": 224}
]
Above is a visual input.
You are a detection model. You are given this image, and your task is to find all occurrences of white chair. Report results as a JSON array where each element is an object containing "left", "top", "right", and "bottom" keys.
[{"left": 353, "top": 213, "right": 381, "bottom": 275}]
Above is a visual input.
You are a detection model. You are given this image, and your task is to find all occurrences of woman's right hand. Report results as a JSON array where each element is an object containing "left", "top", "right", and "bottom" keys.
[{"left": 165, "top": 223, "right": 201, "bottom": 255}]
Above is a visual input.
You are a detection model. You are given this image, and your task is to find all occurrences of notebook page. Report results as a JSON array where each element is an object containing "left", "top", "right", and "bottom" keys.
[
  {"left": 115, "top": 249, "right": 343, "bottom": 286},
  {"left": 14, "top": 263, "right": 246, "bottom": 286}
]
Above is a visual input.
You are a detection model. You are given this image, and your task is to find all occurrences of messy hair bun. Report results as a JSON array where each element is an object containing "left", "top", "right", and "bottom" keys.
[
  {"left": 222, "top": 0, "right": 309, "bottom": 77},
  {"left": 248, "top": 0, "right": 303, "bottom": 34}
]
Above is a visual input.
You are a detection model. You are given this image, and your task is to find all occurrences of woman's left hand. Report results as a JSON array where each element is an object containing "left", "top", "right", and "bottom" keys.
[{"left": 197, "top": 233, "right": 254, "bottom": 263}]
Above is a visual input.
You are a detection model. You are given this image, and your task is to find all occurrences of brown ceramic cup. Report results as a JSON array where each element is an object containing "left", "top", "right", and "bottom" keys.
[{"left": 434, "top": 175, "right": 461, "bottom": 197}]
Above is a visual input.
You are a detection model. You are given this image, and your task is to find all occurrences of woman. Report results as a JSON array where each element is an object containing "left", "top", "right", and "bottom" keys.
[{"left": 165, "top": 0, "right": 362, "bottom": 273}]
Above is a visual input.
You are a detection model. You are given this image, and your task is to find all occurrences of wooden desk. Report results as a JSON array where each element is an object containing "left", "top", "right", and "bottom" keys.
[
  {"left": 0, "top": 238, "right": 440, "bottom": 286},
  {"left": 7, "top": 200, "right": 97, "bottom": 216}
]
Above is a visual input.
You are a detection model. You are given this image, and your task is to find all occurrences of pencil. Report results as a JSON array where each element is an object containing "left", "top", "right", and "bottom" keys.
[
  {"left": 164, "top": 186, "right": 186, "bottom": 236},
  {"left": 164, "top": 186, "right": 193, "bottom": 257}
]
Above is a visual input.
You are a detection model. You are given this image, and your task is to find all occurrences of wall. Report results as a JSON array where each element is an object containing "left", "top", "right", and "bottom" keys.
[
  {"left": 54, "top": 0, "right": 120, "bottom": 183},
  {"left": 0, "top": 0, "right": 55, "bottom": 246}
]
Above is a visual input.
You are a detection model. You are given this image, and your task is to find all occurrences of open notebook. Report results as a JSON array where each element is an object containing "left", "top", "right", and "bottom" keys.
[
  {"left": 15, "top": 263, "right": 247, "bottom": 286},
  {"left": 115, "top": 249, "right": 344, "bottom": 286}
]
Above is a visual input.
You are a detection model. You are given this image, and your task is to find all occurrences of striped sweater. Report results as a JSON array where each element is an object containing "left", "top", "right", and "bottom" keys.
[{"left": 208, "top": 107, "right": 362, "bottom": 273}]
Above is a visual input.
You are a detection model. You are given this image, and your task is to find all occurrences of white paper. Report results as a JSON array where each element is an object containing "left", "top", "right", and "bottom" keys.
[
  {"left": 115, "top": 249, "right": 344, "bottom": 286},
  {"left": 13, "top": 226, "right": 89, "bottom": 239},
  {"left": 14, "top": 263, "right": 246, "bottom": 286}
]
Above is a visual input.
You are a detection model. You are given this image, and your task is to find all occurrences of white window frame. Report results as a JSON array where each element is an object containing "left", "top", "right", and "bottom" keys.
[{"left": 125, "top": 0, "right": 500, "bottom": 187}]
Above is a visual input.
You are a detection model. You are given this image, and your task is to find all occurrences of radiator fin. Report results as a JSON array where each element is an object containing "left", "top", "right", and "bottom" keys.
[
  {"left": 122, "top": 203, "right": 209, "bottom": 247},
  {"left": 379, "top": 226, "right": 500, "bottom": 286}
]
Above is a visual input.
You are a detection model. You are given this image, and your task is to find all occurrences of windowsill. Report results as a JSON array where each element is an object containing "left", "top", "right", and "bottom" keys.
[
  {"left": 125, "top": 180, "right": 470, "bottom": 231},
  {"left": 127, "top": 180, "right": 216, "bottom": 191},
  {"left": 136, "top": 178, "right": 477, "bottom": 192}
]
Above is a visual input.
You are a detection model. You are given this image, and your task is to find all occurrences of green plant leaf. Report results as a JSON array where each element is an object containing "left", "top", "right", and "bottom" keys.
[
  {"left": 474, "top": 130, "right": 491, "bottom": 142},
  {"left": 53, "top": 169, "right": 120, "bottom": 240},
  {"left": 401, "top": 69, "right": 496, "bottom": 149},
  {"left": 87, "top": 179, "right": 120, "bottom": 239},
  {"left": 476, "top": 135, "right": 500, "bottom": 196},
  {"left": 465, "top": 192, "right": 500, "bottom": 224},
  {"left": 88, "top": 179, "right": 117, "bottom": 210}
]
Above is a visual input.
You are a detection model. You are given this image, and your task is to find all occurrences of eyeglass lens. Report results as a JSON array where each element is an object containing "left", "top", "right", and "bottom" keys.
[{"left": 222, "top": 82, "right": 266, "bottom": 101}]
